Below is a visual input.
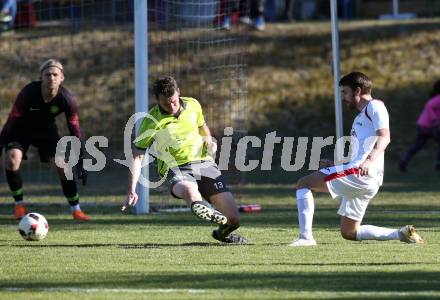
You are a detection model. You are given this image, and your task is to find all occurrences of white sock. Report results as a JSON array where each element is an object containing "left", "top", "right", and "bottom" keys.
[
  {"left": 70, "top": 204, "right": 81, "bottom": 212},
  {"left": 356, "top": 225, "right": 400, "bottom": 241},
  {"left": 296, "top": 188, "right": 314, "bottom": 240}
]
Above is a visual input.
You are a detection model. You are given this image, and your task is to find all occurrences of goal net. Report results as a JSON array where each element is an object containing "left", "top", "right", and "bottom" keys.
[{"left": 0, "top": 0, "right": 248, "bottom": 212}]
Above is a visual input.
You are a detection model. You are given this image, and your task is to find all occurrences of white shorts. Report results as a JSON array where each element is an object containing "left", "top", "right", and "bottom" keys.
[{"left": 320, "top": 166, "right": 380, "bottom": 221}]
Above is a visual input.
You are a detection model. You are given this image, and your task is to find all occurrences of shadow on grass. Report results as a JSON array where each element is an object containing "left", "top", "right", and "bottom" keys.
[
  {"left": 166, "top": 261, "right": 434, "bottom": 267},
  {"left": 1, "top": 270, "right": 440, "bottom": 292},
  {"left": 1, "top": 206, "right": 438, "bottom": 231},
  {"left": 1, "top": 242, "right": 250, "bottom": 248}
]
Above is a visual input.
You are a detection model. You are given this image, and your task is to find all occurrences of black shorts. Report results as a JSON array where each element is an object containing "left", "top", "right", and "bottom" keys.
[
  {"left": 4, "top": 130, "right": 60, "bottom": 163},
  {"left": 166, "top": 160, "right": 229, "bottom": 201}
]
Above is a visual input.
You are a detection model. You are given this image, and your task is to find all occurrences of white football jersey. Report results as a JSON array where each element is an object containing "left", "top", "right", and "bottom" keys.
[{"left": 348, "top": 100, "right": 389, "bottom": 186}]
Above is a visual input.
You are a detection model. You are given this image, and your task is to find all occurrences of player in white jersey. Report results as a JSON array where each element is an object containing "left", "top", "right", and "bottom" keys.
[{"left": 290, "top": 72, "right": 425, "bottom": 247}]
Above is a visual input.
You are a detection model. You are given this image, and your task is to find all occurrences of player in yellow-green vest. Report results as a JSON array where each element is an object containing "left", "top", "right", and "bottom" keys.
[{"left": 122, "top": 76, "right": 247, "bottom": 244}]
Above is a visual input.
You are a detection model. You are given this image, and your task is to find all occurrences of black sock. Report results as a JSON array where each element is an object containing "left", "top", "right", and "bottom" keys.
[
  {"left": 6, "top": 170, "right": 23, "bottom": 203},
  {"left": 61, "top": 180, "right": 79, "bottom": 206},
  {"left": 216, "top": 223, "right": 239, "bottom": 238}
]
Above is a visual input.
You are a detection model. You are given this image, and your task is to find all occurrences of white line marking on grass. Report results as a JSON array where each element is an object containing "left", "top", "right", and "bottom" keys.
[
  {"left": 3, "top": 288, "right": 440, "bottom": 297},
  {"left": 157, "top": 207, "right": 191, "bottom": 213},
  {"left": 4, "top": 288, "right": 205, "bottom": 294},
  {"left": 381, "top": 210, "right": 440, "bottom": 214}
]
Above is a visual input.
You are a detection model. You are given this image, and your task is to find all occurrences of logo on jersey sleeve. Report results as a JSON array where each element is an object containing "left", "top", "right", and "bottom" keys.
[{"left": 351, "top": 129, "right": 357, "bottom": 137}]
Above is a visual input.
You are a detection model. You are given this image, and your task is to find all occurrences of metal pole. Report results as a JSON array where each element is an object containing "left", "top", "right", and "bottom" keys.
[
  {"left": 134, "top": 0, "right": 149, "bottom": 214},
  {"left": 393, "top": 0, "right": 399, "bottom": 17},
  {"left": 330, "top": 0, "right": 343, "bottom": 145},
  {"left": 380, "top": 0, "right": 414, "bottom": 19}
]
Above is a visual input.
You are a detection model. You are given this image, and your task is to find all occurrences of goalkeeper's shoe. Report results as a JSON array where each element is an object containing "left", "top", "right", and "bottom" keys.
[
  {"left": 289, "top": 237, "right": 317, "bottom": 247},
  {"left": 14, "top": 204, "right": 27, "bottom": 220},
  {"left": 72, "top": 210, "right": 91, "bottom": 222},
  {"left": 399, "top": 225, "right": 425, "bottom": 244},
  {"left": 191, "top": 201, "right": 227, "bottom": 225},
  {"left": 212, "top": 230, "right": 248, "bottom": 244}
]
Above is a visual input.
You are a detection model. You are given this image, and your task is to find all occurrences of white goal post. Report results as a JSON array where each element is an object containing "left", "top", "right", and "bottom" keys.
[
  {"left": 134, "top": 0, "right": 149, "bottom": 214},
  {"left": 330, "top": 0, "right": 344, "bottom": 160}
]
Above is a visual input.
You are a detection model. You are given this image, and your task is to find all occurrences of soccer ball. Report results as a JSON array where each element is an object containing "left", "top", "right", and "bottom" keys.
[{"left": 18, "top": 213, "right": 49, "bottom": 241}]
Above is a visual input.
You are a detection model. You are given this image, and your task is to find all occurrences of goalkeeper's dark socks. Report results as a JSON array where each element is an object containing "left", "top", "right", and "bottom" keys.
[
  {"left": 61, "top": 180, "right": 78, "bottom": 203},
  {"left": 12, "top": 189, "right": 24, "bottom": 204},
  {"left": 67, "top": 194, "right": 80, "bottom": 211},
  {"left": 60, "top": 180, "right": 86, "bottom": 214},
  {"left": 6, "top": 170, "right": 23, "bottom": 202}
]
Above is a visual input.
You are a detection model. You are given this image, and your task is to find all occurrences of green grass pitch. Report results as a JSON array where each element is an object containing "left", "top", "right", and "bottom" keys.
[{"left": 1, "top": 167, "right": 440, "bottom": 300}]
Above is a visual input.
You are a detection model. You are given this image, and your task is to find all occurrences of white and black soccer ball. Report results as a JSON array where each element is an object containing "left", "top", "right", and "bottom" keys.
[{"left": 18, "top": 213, "right": 49, "bottom": 241}]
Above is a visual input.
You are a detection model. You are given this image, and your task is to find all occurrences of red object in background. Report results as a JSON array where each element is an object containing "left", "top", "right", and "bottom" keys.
[
  {"left": 213, "top": 0, "right": 226, "bottom": 24},
  {"left": 239, "top": 204, "right": 262, "bottom": 213},
  {"left": 15, "top": 2, "right": 37, "bottom": 29},
  {"left": 230, "top": 11, "right": 238, "bottom": 25},
  {"left": 213, "top": 0, "right": 238, "bottom": 25}
]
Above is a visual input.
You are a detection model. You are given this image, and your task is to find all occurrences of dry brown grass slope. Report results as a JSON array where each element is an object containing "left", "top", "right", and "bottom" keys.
[
  {"left": 245, "top": 19, "right": 440, "bottom": 158},
  {"left": 1, "top": 19, "right": 440, "bottom": 159}
]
